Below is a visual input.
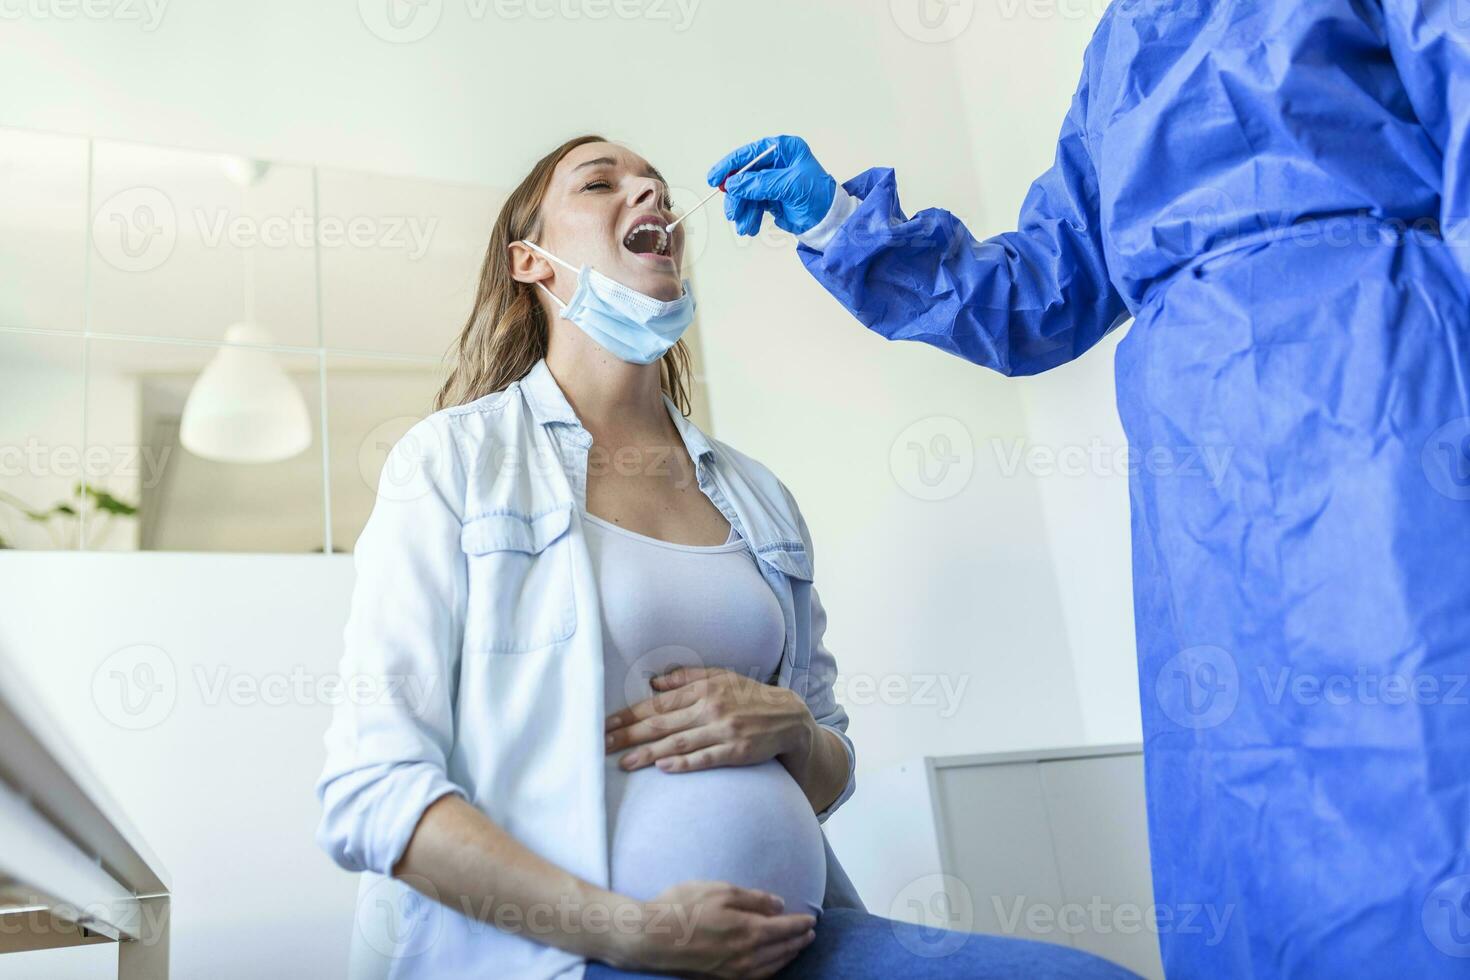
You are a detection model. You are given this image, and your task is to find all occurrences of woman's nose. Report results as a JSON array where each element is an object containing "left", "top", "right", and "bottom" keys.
[{"left": 627, "top": 178, "right": 665, "bottom": 211}]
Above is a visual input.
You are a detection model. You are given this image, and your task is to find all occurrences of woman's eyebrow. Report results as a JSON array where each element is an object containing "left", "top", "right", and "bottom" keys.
[{"left": 571, "top": 157, "right": 667, "bottom": 186}]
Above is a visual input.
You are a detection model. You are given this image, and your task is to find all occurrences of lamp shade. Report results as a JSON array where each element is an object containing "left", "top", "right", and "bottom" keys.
[{"left": 180, "top": 323, "right": 312, "bottom": 463}]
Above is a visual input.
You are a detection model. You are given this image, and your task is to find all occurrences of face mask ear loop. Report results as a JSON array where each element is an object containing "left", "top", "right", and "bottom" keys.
[
  {"left": 516, "top": 239, "right": 576, "bottom": 311},
  {"left": 533, "top": 280, "right": 567, "bottom": 311}
]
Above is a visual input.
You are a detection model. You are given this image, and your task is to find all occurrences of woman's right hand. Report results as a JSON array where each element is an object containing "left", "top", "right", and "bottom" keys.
[{"left": 614, "top": 880, "right": 817, "bottom": 979}]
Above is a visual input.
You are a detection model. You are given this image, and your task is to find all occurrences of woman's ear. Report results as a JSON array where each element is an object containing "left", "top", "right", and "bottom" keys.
[{"left": 507, "top": 241, "right": 551, "bottom": 285}]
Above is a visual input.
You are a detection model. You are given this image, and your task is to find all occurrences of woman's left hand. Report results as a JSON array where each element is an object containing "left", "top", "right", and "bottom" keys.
[{"left": 604, "top": 667, "right": 815, "bottom": 773}]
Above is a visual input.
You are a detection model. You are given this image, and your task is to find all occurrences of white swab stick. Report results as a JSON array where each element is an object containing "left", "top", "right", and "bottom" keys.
[{"left": 665, "top": 143, "right": 778, "bottom": 233}]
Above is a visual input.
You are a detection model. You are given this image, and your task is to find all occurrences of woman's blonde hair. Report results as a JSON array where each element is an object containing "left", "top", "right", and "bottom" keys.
[{"left": 433, "top": 134, "right": 693, "bottom": 414}]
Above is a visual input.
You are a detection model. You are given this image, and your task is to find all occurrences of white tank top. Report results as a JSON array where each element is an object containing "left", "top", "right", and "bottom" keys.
[{"left": 582, "top": 508, "right": 828, "bottom": 916}]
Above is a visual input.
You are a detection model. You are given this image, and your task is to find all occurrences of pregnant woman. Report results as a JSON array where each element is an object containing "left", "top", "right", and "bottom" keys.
[{"left": 315, "top": 135, "right": 1135, "bottom": 980}]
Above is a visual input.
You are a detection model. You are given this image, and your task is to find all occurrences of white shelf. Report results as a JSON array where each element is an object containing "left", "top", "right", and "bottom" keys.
[{"left": 0, "top": 650, "right": 170, "bottom": 977}]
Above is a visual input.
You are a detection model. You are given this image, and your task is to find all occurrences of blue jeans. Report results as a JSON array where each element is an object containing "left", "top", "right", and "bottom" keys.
[{"left": 584, "top": 908, "right": 1141, "bottom": 978}]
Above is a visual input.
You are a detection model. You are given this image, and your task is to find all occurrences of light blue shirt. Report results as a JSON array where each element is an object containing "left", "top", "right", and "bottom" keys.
[{"left": 314, "top": 358, "right": 859, "bottom": 980}]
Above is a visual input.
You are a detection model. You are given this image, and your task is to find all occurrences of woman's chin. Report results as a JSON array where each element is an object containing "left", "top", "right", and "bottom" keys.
[{"left": 618, "top": 254, "right": 683, "bottom": 297}]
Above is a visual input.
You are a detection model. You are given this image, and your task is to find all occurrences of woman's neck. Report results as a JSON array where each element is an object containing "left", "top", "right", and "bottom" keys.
[{"left": 543, "top": 343, "right": 672, "bottom": 442}]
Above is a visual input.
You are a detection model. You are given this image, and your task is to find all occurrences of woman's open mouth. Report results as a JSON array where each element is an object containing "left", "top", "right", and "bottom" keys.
[{"left": 622, "top": 216, "right": 674, "bottom": 263}]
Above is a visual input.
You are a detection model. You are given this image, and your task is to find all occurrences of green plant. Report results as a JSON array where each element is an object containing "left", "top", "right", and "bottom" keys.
[{"left": 0, "top": 483, "right": 139, "bottom": 550}]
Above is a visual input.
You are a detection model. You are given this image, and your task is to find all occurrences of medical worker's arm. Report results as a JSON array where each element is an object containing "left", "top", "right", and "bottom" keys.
[
  {"left": 797, "top": 70, "right": 1128, "bottom": 376},
  {"left": 314, "top": 420, "right": 813, "bottom": 975},
  {"left": 1381, "top": 0, "right": 1470, "bottom": 279}
]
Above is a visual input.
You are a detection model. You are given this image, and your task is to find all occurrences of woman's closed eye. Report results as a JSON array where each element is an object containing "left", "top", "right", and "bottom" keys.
[{"left": 582, "top": 177, "right": 674, "bottom": 211}]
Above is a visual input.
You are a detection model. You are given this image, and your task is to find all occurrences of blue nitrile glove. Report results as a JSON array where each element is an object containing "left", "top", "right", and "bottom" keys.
[{"left": 708, "top": 135, "right": 837, "bottom": 236}]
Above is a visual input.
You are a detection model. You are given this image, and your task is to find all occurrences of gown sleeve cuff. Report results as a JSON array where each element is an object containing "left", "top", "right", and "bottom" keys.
[{"left": 796, "top": 184, "right": 860, "bottom": 253}]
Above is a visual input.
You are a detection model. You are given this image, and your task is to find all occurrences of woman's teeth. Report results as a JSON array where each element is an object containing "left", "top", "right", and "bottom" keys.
[{"left": 623, "top": 222, "right": 670, "bottom": 257}]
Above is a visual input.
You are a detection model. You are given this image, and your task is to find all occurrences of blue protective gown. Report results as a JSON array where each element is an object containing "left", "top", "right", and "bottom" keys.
[{"left": 799, "top": 3, "right": 1470, "bottom": 977}]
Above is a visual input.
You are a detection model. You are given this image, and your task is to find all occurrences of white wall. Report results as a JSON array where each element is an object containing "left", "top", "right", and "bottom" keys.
[
  {"left": 948, "top": 2, "right": 1140, "bottom": 743},
  {"left": 1017, "top": 335, "right": 1142, "bottom": 744},
  {"left": 0, "top": 553, "right": 359, "bottom": 980},
  {"left": 0, "top": 0, "right": 1140, "bottom": 972}
]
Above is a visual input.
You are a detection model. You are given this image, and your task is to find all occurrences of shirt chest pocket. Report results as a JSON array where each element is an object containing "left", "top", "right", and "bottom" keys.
[{"left": 459, "top": 504, "right": 577, "bottom": 653}]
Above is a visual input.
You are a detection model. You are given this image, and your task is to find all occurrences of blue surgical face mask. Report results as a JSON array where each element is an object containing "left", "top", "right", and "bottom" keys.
[{"left": 518, "top": 240, "right": 695, "bottom": 365}]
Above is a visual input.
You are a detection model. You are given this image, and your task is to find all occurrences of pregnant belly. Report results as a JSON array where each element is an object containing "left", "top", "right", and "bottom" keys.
[{"left": 607, "top": 760, "right": 827, "bottom": 917}]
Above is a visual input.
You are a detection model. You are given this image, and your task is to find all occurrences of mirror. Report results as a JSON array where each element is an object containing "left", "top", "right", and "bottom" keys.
[{"left": 0, "top": 127, "right": 712, "bottom": 553}]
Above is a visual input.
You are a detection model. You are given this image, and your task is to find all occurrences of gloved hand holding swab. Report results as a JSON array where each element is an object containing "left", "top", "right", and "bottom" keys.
[
  {"left": 702, "top": 136, "right": 839, "bottom": 236},
  {"left": 665, "top": 143, "right": 777, "bottom": 233}
]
